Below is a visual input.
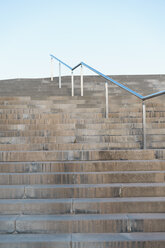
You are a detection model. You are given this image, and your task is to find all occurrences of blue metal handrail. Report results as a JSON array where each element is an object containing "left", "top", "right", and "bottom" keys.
[
  {"left": 50, "top": 54, "right": 165, "bottom": 101},
  {"left": 50, "top": 54, "right": 72, "bottom": 70},
  {"left": 74, "top": 62, "right": 143, "bottom": 100},
  {"left": 50, "top": 54, "right": 165, "bottom": 149}
]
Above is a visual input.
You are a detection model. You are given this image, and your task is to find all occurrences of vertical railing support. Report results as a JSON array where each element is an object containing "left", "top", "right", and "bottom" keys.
[
  {"left": 51, "top": 57, "right": 53, "bottom": 81},
  {"left": 59, "top": 62, "right": 61, "bottom": 88},
  {"left": 71, "top": 71, "right": 74, "bottom": 96},
  {"left": 142, "top": 101, "right": 146, "bottom": 149},
  {"left": 80, "top": 65, "right": 83, "bottom": 96},
  {"left": 105, "top": 82, "right": 109, "bottom": 118}
]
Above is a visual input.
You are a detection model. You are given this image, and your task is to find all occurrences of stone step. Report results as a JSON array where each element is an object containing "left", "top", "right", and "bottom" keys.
[
  {"left": 1, "top": 111, "right": 165, "bottom": 119},
  {"left": 0, "top": 98, "right": 164, "bottom": 107},
  {"left": 0, "top": 108, "right": 105, "bottom": 114},
  {"left": 147, "top": 135, "right": 165, "bottom": 141},
  {"left": 0, "top": 129, "right": 144, "bottom": 137},
  {"left": 0, "top": 123, "right": 144, "bottom": 130},
  {"left": 0, "top": 233, "right": 165, "bottom": 248},
  {"left": 1, "top": 103, "right": 164, "bottom": 113},
  {"left": 0, "top": 100, "right": 163, "bottom": 108},
  {"left": 0, "top": 97, "right": 32, "bottom": 101},
  {"left": 0, "top": 96, "right": 162, "bottom": 104},
  {"left": 0, "top": 119, "right": 77, "bottom": 125},
  {"left": 0, "top": 104, "right": 103, "bottom": 112},
  {"left": 0, "top": 91, "right": 133, "bottom": 98},
  {"left": 0, "top": 116, "right": 164, "bottom": 125},
  {"left": 0, "top": 123, "right": 75, "bottom": 131},
  {"left": 0, "top": 106, "right": 141, "bottom": 113},
  {"left": 0, "top": 99, "right": 160, "bottom": 106},
  {"left": 0, "top": 93, "right": 159, "bottom": 102},
  {"left": 1, "top": 122, "right": 165, "bottom": 130},
  {"left": 0, "top": 95, "right": 103, "bottom": 101},
  {"left": 0, "top": 112, "right": 104, "bottom": 120},
  {"left": 0, "top": 136, "right": 142, "bottom": 146},
  {"left": 0, "top": 102, "right": 105, "bottom": 107},
  {"left": 0, "top": 88, "right": 161, "bottom": 96},
  {"left": 0, "top": 234, "right": 71, "bottom": 248},
  {"left": 0, "top": 136, "right": 164, "bottom": 147},
  {"left": 0, "top": 171, "right": 164, "bottom": 185},
  {"left": 0, "top": 183, "right": 165, "bottom": 199},
  {"left": 0, "top": 119, "right": 160, "bottom": 133},
  {"left": 0, "top": 129, "right": 164, "bottom": 137},
  {"left": 0, "top": 97, "right": 105, "bottom": 103},
  {"left": 0, "top": 149, "right": 164, "bottom": 162},
  {"left": 149, "top": 142, "right": 165, "bottom": 149},
  {"left": 0, "top": 117, "right": 165, "bottom": 127},
  {"left": 0, "top": 142, "right": 163, "bottom": 150},
  {"left": 0, "top": 142, "right": 141, "bottom": 151},
  {"left": 0, "top": 134, "right": 164, "bottom": 146},
  {"left": 0, "top": 140, "right": 158, "bottom": 150},
  {"left": 1, "top": 106, "right": 165, "bottom": 115},
  {"left": 0, "top": 160, "right": 164, "bottom": 173},
  {"left": 0, "top": 197, "right": 164, "bottom": 215},
  {"left": 0, "top": 213, "right": 165, "bottom": 234},
  {"left": 0, "top": 123, "right": 146, "bottom": 130}
]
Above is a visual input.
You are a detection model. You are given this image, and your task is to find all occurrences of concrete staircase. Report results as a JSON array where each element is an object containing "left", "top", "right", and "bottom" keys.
[{"left": 0, "top": 75, "right": 165, "bottom": 247}]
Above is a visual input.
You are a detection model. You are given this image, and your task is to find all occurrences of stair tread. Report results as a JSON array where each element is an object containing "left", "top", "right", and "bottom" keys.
[
  {"left": 1, "top": 213, "right": 165, "bottom": 221},
  {"left": 0, "top": 197, "right": 164, "bottom": 203},
  {"left": 0, "top": 232, "right": 165, "bottom": 242},
  {"left": 1, "top": 182, "right": 165, "bottom": 188},
  {"left": 0, "top": 159, "right": 164, "bottom": 164},
  {"left": 0, "top": 170, "right": 164, "bottom": 175}
]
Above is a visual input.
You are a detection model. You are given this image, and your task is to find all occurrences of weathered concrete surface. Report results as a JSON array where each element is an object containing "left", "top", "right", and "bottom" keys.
[{"left": 0, "top": 76, "right": 165, "bottom": 247}]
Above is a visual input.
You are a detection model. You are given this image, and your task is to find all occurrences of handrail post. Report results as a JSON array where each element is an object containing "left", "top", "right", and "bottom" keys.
[
  {"left": 142, "top": 101, "right": 146, "bottom": 149},
  {"left": 105, "top": 82, "right": 108, "bottom": 118},
  {"left": 71, "top": 71, "right": 74, "bottom": 96},
  {"left": 80, "top": 65, "right": 83, "bottom": 96},
  {"left": 51, "top": 57, "right": 53, "bottom": 81},
  {"left": 59, "top": 62, "right": 61, "bottom": 88}
]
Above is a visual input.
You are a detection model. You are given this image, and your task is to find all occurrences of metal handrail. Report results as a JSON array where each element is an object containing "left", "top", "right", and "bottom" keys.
[
  {"left": 50, "top": 54, "right": 165, "bottom": 101},
  {"left": 73, "top": 62, "right": 143, "bottom": 99},
  {"left": 50, "top": 54, "right": 165, "bottom": 149},
  {"left": 50, "top": 54, "right": 73, "bottom": 90},
  {"left": 50, "top": 54, "right": 72, "bottom": 70}
]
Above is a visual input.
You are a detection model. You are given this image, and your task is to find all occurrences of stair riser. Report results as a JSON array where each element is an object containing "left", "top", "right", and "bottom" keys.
[
  {"left": 0, "top": 130, "right": 165, "bottom": 138},
  {"left": 1, "top": 218, "right": 164, "bottom": 234},
  {"left": 0, "top": 143, "right": 141, "bottom": 151},
  {"left": 0, "top": 172, "right": 164, "bottom": 185},
  {"left": 0, "top": 130, "right": 144, "bottom": 137},
  {"left": 1, "top": 105, "right": 164, "bottom": 111},
  {"left": 0, "top": 242, "right": 69, "bottom": 248},
  {"left": 0, "top": 186, "right": 164, "bottom": 199},
  {"left": 1, "top": 186, "right": 165, "bottom": 200},
  {"left": 72, "top": 241, "right": 165, "bottom": 248},
  {"left": 0, "top": 113, "right": 104, "bottom": 119},
  {"left": 0, "top": 136, "right": 142, "bottom": 145},
  {"left": 0, "top": 201, "right": 164, "bottom": 215},
  {"left": 0, "top": 108, "right": 105, "bottom": 114},
  {"left": 1, "top": 122, "right": 165, "bottom": 130},
  {"left": 0, "top": 240, "right": 165, "bottom": 248},
  {"left": 0, "top": 161, "right": 164, "bottom": 173},
  {"left": 0, "top": 117, "right": 164, "bottom": 125},
  {"left": 1, "top": 150, "right": 164, "bottom": 162},
  {"left": 0, "top": 142, "right": 162, "bottom": 150}
]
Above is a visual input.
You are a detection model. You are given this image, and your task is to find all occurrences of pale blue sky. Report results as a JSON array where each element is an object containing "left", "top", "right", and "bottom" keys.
[{"left": 0, "top": 0, "right": 165, "bottom": 79}]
